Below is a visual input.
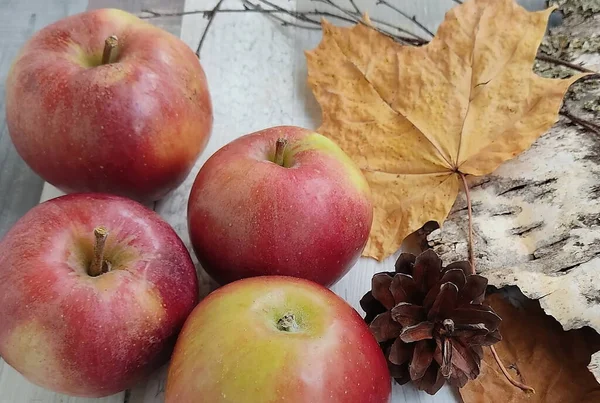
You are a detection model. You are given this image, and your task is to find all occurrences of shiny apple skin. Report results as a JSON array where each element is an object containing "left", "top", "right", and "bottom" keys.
[
  {"left": 5, "top": 9, "right": 213, "bottom": 202},
  {"left": 0, "top": 193, "right": 199, "bottom": 397},
  {"left": 188, "top": 126, "right": 373, "bottom": 286},
  {"left": 166, "top": 276, "right": 391, "bottom": 403}
]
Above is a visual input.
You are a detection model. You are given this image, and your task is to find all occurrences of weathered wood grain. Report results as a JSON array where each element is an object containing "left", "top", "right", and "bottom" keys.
[
  {"left": 135, "top": 0, "right": 461, "bottom": 402},
  {"left": 1, "top": 0, "right": 553, "bottom": 402},
  {"left": 0, "top": 0, "right": 85, "bottom": 239}
]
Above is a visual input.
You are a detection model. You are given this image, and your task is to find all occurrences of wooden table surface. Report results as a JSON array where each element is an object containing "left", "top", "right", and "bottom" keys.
[{"left": 0, "top": 0, "right": 545, "bottom": 402}]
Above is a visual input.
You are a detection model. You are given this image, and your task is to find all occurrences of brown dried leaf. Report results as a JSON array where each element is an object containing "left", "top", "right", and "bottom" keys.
[
  {"left": 460, "top": 293, "right": 600, "bottom": 403},
  {"left": 306, "top": 0, "right": 586, "bottom": 260}
]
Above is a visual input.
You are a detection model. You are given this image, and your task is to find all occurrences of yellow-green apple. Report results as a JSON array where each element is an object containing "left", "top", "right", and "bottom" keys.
[
  {"left": 188, "top": 126, "right": 372, "bottom": 286},
  {"left": 5, "top": 9, "right": 212, "bottom": 202},
  {"left": 166, "top": 276, "right": 391, "bottom": 403},
  {"left": 0, "top": 193, "right": 198, "bottom": 397}
]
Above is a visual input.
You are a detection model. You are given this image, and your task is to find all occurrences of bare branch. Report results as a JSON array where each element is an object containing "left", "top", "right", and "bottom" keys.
[
  {"left": 349, "top": 0, "right": 360, "bottom": 14},
  {"left": 313, "top": 0, "right": 426, "bottom": 42},
  {"left": 251, "top": 0, "right": 422, "bottom": 45},
  {"left": 140, "top": 8, "right": 288, "bottom": 19},
  {"left": 536, "top": 53, "right": 598, "bottom": 74},
  {"left": 196, "top": 0, "right": 226, "bottom": 57},
  {"left": 243, "top": 0, "right": 322, "bottom": 30},
  {"left": 560, "top": 110, "right": 600, "bottom": 135},
  {"left": 376, "top": 0, "right": 435, "bottom": 37}
]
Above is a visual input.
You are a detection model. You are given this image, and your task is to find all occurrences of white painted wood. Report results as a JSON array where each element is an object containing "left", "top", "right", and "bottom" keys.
[
  {"left": 135, "top": 0, "right": 460, "bottom": 402},
  {"left": 8, "top": 0, "right": 560, "bottom": 402}
]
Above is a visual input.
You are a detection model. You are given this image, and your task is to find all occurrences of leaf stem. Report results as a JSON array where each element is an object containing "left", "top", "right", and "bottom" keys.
[
  {"left": 460, "top": 173, "right": 536, "bottom": 393},
  {"left": 489, "top": 345, "right": 536, "bottom": 394},
  {"left": 459, "top": 173, "right": 475, "bottom": 275}
]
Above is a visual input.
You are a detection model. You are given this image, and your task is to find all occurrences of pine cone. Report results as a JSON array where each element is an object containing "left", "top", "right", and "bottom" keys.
[{"left": 360, "top": 250, "right": 502, "bottom": 395}]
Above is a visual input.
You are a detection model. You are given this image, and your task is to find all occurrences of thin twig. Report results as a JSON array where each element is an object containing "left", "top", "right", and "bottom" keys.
[
  {"left": 459, "top": 173, "right": 475, "bottom": 275},
  {"left": 376, "top": 0, "right": 435, "bottom": 37},
  {"left": 453, "top": 0, "right": 463, "bottom": 4},
  {"left": 252, "top": 0, "right": 420, "bottom": 45},
  {"left": 536, "top": 53, "right": 597, "bottom": 74},
  {"left": 461, "top": 173, "right": 536, "bottom": 393},
  {"left": 140, "top": 8, "right": 292, "bottom": 18},
  {"left": 243, "top": 0, "right": 322, "bottom": 30},
  {"left": 560, "top": 110, "right": 600, "bottom": 135},
  {"left": 196, "top": 0, "right": 226, "bottom": 57},
  {"left": 489, "top": 345, "right": 536, "bottom": 394},
  {"left": 312, "top": 0, "right": 425, "bottom": 44},
  {"left": 349, "top": 0, "right": 360, "bottom": 14}
]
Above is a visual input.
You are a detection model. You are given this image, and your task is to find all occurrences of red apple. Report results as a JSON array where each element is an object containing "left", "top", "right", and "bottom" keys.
[
  {"left": 0, "top": 193, "right": 198, "bottom": 397},
  {"left": 166, "top": 276, "right": 391, "bottom": 403},
  {"left": 5, "top": 9, "right": 212, "bottom": 202},
  {"left": 188, "top": 126, "right": 372, "bottom": 286}
]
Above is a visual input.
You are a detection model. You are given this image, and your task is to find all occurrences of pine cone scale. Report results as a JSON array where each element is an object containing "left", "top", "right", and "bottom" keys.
[
  {"left": 390, "top": 302, "right": 426, "bottom": 327},
  {"left": 412, "top": 250, "right": 442, "bottom": 292},
  {"left": 451, "top": 339, "right": 481, "bottom": 379},
  {"left": 428, "top": 282, "right": 459, "bottom": 321},
  {"left": 372, "top": 273, "right": 395, "bottom": 309},
  {"left": 440, "top": 268, "right": 467, "bottom": 289},
  {"left": 459, "top": 275, "right": 488, "bottom": 304},
  {"left": 391, "top": 273, "right": 420, "bottom": 303},
  {"left": 370, "top": 311, "right": 402, "bottom": 342},
  {"left": 409, "top": 340, "right": 435, "bottom": 380},
  {"left": 440, "top": 338, "right": 453, "bottom": 377},
  {"left": 395, "top": 253, "right": 416, "bottom": 274},
  {"left": 414, "top": 364, "right": 445, "bottom": 395},
  {"left": 389, "top": 338, "right": 413, "bottom": 365},
  {"left": 450, "top": 306, "right": 501, "bottom": 332},
  {"left": 399, "top": 321, "right": 434, "bottom": 343}
]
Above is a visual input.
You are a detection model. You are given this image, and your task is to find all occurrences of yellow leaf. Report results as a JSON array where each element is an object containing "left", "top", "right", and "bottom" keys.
[{"left": 306, "top": 0, "right": 586, "bottom": 260}]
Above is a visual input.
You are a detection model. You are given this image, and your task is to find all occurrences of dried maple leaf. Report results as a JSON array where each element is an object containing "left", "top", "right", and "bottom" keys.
[
  {"left": 306, "top": 0, "right": 587, "bottom": 260},
  {"left": 461, "top": 292, "right": 600, "bottom": 403}
]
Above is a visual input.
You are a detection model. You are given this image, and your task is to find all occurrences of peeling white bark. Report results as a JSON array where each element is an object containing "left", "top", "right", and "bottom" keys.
[{"left": 428, "top": 117, "right": 600, "bottom": 328}]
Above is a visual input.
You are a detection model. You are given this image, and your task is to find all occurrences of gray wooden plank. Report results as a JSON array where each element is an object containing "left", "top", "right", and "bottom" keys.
[
  {"left": 0, "top": 0, "right": 89, "bottom": 239},
  {"left": 0, "top": 0, "right": 185, "bottom": 402},
  {"left": 88, "top": 0, "right": 184, "bottom": 37}
]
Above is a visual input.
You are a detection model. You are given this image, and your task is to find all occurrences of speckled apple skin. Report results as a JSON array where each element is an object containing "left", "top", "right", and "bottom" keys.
[
  {"left": 188, "top": 126, "right": 373, "bottom": 287},
  {"left": 5, "top": 9, "right": 212, "bottom": 202},
  {"left": 166, "top": 276, "right": 391, "bottom": 403},
  {"left": 0, "top": 193, "right": 199, "bottom": 397}
]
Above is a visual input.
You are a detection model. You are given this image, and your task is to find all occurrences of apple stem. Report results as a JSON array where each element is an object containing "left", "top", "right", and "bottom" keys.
[
  {"left": 274, "top": 138, "right": 288, "bottom": 167},
  {"left": 101, "top": 35, "right": 119, "bottom": 65},
  {"left": 276, "top": 312, "right": 299, "bottom": 332},
  {"left": 89, "top": 227, "right": 109, "bottom": 277}
]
